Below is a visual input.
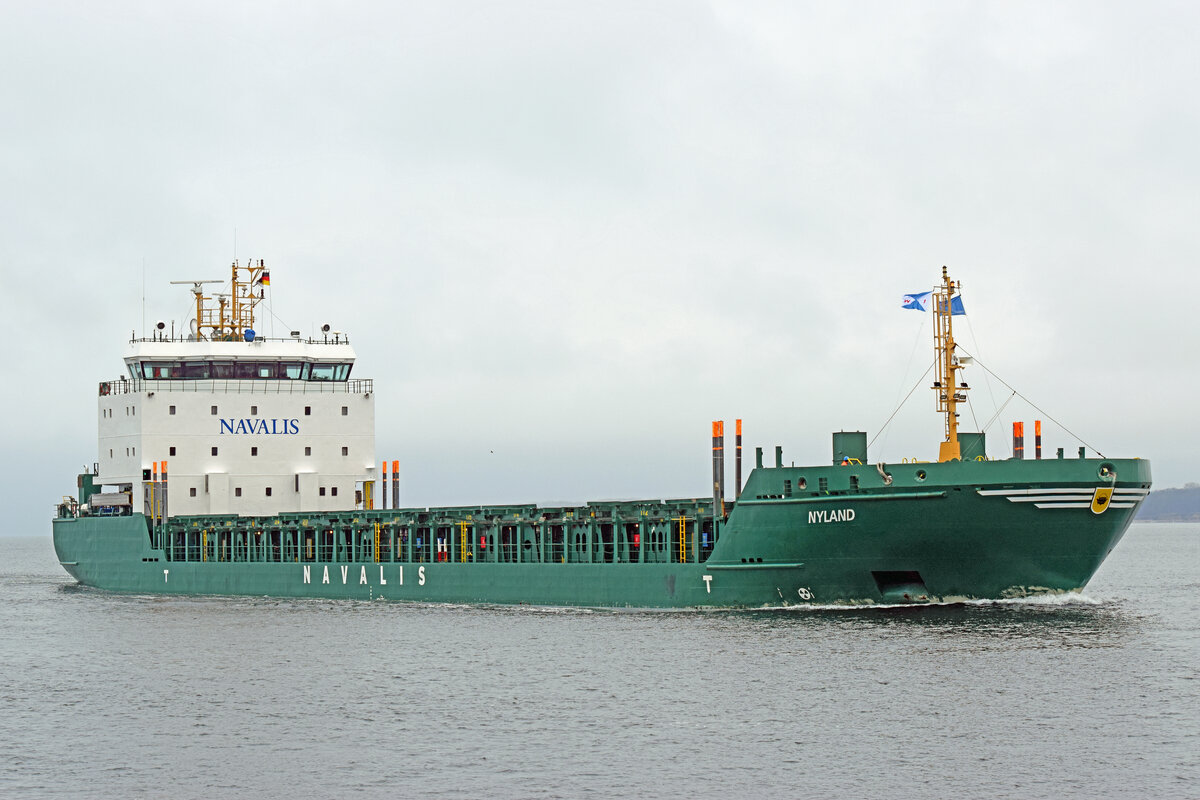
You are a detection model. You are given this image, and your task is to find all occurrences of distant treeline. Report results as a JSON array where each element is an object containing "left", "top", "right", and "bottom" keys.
[{"left": 1136, "top": 484, "right": 1200, "bottom": 521}]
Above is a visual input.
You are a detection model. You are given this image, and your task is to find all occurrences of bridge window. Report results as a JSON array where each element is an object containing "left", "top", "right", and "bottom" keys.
[
  {"left": 169, "top": 446, "right": 176, "bottom": 456},
  {"left": 309, "top": 363, "right": 352, "bottom": 381},
  {"left": 141, "top": 361, "right": 179, "bottom": 378},
  {"left": 179, "top": 361, "right": 210, "bottom": 378},
  {"left": 169, "top": 405, "right": 176, "bottom": 415},
  {"left": 305, "top": 447, "right": 311, "bottom": 456},
  {"left": 212, "top": 447, "right": 218, "bottom": 456},
  {"left": 136, "top": 359, "right": 351, "bottom": 382},
  {"left": 234, "top": 362, "right": 278, "bottom": 379}
]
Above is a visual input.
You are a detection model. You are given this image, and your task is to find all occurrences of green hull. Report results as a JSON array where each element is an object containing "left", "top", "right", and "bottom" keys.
[{"left": 53, "top": 457, "right": 1150, "bottom": 607}]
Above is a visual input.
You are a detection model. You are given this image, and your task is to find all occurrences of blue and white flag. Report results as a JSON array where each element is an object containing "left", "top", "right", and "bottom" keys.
[
  {"left": 901, "top": 291, "right": 966, "bottom": 315},
  {"left": 901, "top": 291, "right": 932, "bottom": 311}
]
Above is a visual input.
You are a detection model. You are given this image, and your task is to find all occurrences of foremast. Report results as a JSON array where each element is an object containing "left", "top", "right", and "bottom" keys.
[{"left": 933, "top": 266, "right": 968, "bottom": 462}]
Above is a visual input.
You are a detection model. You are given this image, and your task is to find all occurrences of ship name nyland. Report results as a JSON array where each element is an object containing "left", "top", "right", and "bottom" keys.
[{"left": 808, "top": 508, "right": 856, "bottom": 524}]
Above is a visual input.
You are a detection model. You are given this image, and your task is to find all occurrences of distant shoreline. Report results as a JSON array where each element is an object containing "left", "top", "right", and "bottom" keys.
[{"left": 1135, "top": 486, "right": 1200, "bottom": 521}]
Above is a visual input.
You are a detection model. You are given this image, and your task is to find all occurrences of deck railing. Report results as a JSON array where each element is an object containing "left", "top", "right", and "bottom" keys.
[
  {"left": 153, "top": 501, "right": 720, "bottom": 566},
  {"left": 99, "top": 378, "right": 373, "bottom": 396}
]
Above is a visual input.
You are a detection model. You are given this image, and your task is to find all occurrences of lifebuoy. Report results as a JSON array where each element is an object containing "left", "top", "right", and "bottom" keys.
[{"left": 99, "top": 383, "right": 109, "bottom": 396}]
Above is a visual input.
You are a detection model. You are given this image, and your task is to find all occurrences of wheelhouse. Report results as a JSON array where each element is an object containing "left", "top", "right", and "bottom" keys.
[{"left": 132, "top": 359, "right": 353, "bottom": 381}]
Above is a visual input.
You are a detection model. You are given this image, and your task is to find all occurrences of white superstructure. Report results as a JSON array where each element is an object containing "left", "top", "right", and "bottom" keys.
[{"left": 94, "top": 262, "right": 376, "bottom": 517}]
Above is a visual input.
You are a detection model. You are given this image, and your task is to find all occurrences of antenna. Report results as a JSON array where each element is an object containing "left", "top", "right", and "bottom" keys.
[
  {"left": 170, "top": 279, "right": 223, "bottom": 292},
  {"left": 170, "top": 279, "right": 222, "bottom": 340}
]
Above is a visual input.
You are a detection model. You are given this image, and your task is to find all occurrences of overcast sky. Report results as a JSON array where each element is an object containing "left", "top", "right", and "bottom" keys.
[{"left": 3, "top": 1, "right": 1198, "bottom": 534}]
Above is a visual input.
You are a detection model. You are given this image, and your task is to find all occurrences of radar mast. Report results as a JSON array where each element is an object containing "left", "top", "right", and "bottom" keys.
[{"left": 171, "top": 260, "right": 268, "bottom": 340}]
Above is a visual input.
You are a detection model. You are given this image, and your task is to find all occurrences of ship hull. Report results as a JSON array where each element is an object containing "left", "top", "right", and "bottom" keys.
[{"left": 53, "top": 458, "right": 1150, "bottom": 608}]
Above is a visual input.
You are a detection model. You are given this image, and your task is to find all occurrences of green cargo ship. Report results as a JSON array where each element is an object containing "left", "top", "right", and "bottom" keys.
[{"left": 53, "top": 264, "right": 1150, "bottom": 607}]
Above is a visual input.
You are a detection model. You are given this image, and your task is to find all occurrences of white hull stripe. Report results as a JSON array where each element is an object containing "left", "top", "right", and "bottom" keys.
[
  {"left": 1008, "top": 495, "right": 1092, "bottom": 503},
  {"left": 1033, "top": 502, "right": 1092, "bottom": 508},
  {"left": 980, "top": 488, "right": 1090, "bottom": 496},
  {"left": 1032, "top": 501, "right": 1138, "bottom": 509},
  {"left": 979, "top": 486, "right": 1147, "bottom": 510},
  {"left": 979, "top": 487, "right": 1149, "bottom": 497}
]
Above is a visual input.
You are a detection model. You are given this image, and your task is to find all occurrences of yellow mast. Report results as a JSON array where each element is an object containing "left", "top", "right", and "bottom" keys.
[
  {"left": 190, "top": 260, "right": 267, "bottom": 340},
  {"left": 933, "top": 266, "right": 968, "bottom": 462},
  {"left": 193, "top": 288, "right": 206, "bottom": 338}
]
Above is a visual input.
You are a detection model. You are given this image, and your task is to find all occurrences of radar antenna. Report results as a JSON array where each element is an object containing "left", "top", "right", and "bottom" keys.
[{"left": 169, "top": 279, "right": 222, "bottom": 341}]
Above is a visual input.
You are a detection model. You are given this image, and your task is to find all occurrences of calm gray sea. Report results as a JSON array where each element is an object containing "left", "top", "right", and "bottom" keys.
[{"left": 1, "top": 523, "right": 1197, "bottom": 799}]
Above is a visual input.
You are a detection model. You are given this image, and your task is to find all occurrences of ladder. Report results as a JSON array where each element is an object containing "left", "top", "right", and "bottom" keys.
[{"left": 676, "top": 516, "right": 688, "bottom": 563}]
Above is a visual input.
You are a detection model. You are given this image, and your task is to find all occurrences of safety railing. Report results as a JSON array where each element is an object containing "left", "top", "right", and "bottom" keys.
[{"left": 99, "top": 378, "right": 373, "bottom": 396}]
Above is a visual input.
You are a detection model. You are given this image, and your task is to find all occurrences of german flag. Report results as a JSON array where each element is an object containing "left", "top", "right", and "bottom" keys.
[{"left": 256, "top": 269, "right": 270, "bottom": 286}]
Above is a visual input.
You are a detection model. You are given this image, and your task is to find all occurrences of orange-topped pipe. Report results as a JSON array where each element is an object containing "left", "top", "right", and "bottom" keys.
[
  {"left": 392, "top": 460, "right": 399, "bottom": 509},
  {"left": 735, "top": 418, "right": 743, "bottom": 499},
  {"left": 712, "top": 422, "right": 721, "bottom": 520},
  {"left": 717, "top": 421, "right": 726, "bottom": 516}
]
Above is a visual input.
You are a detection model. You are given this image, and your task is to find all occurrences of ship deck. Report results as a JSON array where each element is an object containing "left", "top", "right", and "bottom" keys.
[{"left": 140, "top": 498, "right": 722, "bottom": 567}]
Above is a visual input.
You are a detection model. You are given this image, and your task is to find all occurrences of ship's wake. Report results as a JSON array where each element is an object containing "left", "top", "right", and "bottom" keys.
[{"left": 757, "top": 591, "right": 1105, "bottom": 613}]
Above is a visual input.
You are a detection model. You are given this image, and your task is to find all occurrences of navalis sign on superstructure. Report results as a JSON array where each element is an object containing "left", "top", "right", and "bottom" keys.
[{"left": 53, "top": 263, "right": 1150, "bottom": 607}]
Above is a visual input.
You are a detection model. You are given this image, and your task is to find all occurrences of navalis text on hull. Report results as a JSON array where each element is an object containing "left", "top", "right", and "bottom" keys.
[{"left": 53, "top": 263, "right": 1151, "bottom": 607}]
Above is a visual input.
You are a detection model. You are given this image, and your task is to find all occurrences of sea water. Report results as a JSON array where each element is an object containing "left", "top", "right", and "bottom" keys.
[{"left": 1, "top": 523, "right": 1196, "bottom": 799}]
